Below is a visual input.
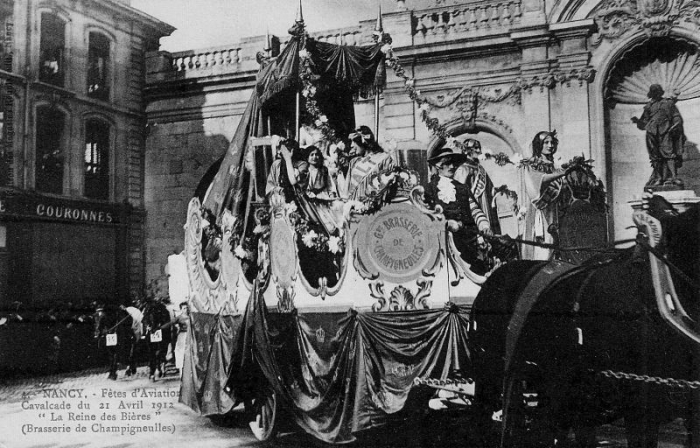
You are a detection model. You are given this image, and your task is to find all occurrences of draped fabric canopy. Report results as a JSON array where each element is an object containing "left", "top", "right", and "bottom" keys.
[{"left": 203, "top": 33, "right": 386, "bottom": 218}]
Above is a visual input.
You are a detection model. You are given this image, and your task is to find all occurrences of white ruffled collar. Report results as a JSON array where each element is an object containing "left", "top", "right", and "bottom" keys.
[{"left": 437, "top": 176, "right": 456, "bottom": 204}]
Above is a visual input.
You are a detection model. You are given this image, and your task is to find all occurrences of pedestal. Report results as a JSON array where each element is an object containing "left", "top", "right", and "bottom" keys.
[{"left": 629, "top": 189, "right": 700, "bottom": 213}]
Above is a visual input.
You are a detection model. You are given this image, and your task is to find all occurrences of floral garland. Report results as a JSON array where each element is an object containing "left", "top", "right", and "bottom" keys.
[
  {"left": 284, "top": 202, "right": 345, "bottom": 255},
  {"left": 298, "top": 48, "right": 338, "bottom": 145},
  {"left": 380, "top": 33, "right": 563, "bottom": 172}
]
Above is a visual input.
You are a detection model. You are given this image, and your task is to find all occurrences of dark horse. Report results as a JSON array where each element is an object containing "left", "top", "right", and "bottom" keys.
[
  {"left": 142, "top": 299, "right": 172, "bottom": 381},
  {"left": 94, "top": 304, "right": 139, "bottom": 380},
  {"left": 469, "top": 195, "right": 700, "bottom": 448}
]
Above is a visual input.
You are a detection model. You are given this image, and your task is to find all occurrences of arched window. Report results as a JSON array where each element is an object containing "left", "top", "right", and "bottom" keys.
[
  {"left": 87, "top": 32, "right": 110, "bottom": 100},
  {"left": 39, "top": 13, "right": 65, "bottom": 86},
  {"left": 84, "top": 119, "right": 110, "bottom": 200},
  {"left": 35, "top": 106, "right": 65, "bottom": 194}
]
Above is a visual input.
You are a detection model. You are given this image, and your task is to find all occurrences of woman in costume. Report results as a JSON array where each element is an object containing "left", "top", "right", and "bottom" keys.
[
  {"left": 344, "top": 126, "right": 396, "bottom": 201},
  {"left": 521, "top": 131, "right": 570, "bottom": 260}
]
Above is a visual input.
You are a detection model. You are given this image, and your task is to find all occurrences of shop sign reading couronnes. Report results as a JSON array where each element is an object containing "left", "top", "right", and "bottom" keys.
[{"left": 0, "top": 190, "right": 124, "bottom": 225}]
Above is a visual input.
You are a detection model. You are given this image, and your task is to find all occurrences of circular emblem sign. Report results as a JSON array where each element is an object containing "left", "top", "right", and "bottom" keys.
[{"left": 358, "top": 204, "right": 438, "bottom": 283}]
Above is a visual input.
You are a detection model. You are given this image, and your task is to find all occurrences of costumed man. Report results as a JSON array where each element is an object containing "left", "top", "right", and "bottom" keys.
[
  {"left": 631, "top": 84, "right": 686, "bottom": 188},
  {"left": 425, "top": 146, "right": 494, "bottom": 276},
  {"left": 454, "top": 138, "right": 502, "bottom": 234}
]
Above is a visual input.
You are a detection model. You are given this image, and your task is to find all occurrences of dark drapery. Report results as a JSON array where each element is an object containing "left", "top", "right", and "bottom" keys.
[
  {"left": 180, "top": 312, "right": 244, "bottom": 415},
  {"left": 257, "top": 36, "right": 386, "bottom": 108},
  {"left": 226, "top": 282, "right": 472, "bottom": 443}
]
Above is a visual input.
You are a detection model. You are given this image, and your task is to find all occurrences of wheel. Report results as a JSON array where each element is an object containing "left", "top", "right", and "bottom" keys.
[{"left": 246, "top": 387, "right": 278, "bottom": 442}]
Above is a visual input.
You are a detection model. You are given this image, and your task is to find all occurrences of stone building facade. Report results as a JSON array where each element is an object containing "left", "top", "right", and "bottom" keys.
[
  {"left": 144, "top": 0, "right": 700, "bottom": 279},
  {"left": 0, "top": 0, "right": 173, "bottom": 314}
]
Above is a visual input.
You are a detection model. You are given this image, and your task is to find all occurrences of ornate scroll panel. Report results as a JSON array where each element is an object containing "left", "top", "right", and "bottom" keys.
[{"left": 591, "top": 0, "right": 700, "bottom": 45}]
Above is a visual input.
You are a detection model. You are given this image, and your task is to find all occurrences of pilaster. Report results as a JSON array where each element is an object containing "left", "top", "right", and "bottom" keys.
[
  {"left": 511, "top": 25, "right": 551, "bottom": 150},
  {"left": 550, "top": 19, "right": 596, "bottom": 160}
]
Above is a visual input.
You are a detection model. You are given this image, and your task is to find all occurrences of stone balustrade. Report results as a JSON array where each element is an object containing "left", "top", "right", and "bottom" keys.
[
  {"left": 171, "top": 46, "right": 243, "bottom": 72},
  {"left": 413, "top": 1, "right": 522, "bottom": 42}
]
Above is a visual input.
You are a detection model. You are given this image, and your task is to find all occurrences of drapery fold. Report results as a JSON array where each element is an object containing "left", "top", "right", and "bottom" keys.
[
  {"left": 180, "top": 313, "right": 243, "bottom": 415},
  {"left": 223, "top": 282, "right": 472, "bottom": 443}
]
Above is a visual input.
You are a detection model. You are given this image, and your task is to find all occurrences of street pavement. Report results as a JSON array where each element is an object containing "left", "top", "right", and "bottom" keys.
[
  {"left": 0, "top": 367, "right": 691, "bottom": 448},
  {"left": 0, "top": 367, "right": 259, "bottom": 448}
]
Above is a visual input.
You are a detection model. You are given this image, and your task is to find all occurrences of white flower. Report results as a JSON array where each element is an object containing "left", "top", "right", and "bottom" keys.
[
  {"left": 234, "top": 245, "right": 249, "bottom": 259},
  {"left": 419, "top": 103, "right": 430, "bottom": 113},
  {"left": 302, "top": 89, "right": 310, "bottom": 97},
  {"left": 405, "top": 79, "right": 415, "bottom": 88},
  {"left": 319, "top": 115, "right": 328, "bottom": 123},
  {"left": 511, "top": 153, "right": 524, "bottom": 165},
  {"left": 298, "top": 49, "right": 310, "bottom": 59},
  {"left": 315, "top": 119, "right": 323, "bottom": 127},
  {"left": 284, "top": 202, "right": 298, "bottom": 214},
  {"left": 253, "top": 224, "right": 267, "bottom": 234},
  {"left": 399, "top": 171, "right": 409, "bottom": 181},
  {"left": 328, "top": 236, "right": 343, "bottom": 254},
  {"left": 302, "top": 230, "right": 318, "bottom": 247},
  {"left": 437, "top": 177, "right": 457, "bottom": 203}
]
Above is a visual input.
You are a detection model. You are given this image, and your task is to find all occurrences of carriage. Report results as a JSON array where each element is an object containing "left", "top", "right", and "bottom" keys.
[{"left": 175, "top": 6, "right": 700, "bottom": 446}]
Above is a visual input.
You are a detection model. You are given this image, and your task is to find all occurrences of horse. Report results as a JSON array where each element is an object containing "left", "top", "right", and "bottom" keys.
[
  {"left": 93, "top": 304, "right": 141, "bottom": 380},
  {"left": 142, "top": 299, "right": 173, "bottom": 381},
  {"left": 468, "top": 195, "right": 700, "bottom": 448}
]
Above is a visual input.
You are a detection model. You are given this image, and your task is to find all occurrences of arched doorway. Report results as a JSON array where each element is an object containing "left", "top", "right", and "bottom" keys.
[{"left": 604, "top": 37, "right": 700, "bottom": 240}]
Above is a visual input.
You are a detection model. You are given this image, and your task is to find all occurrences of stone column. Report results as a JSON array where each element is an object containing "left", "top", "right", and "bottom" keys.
[
  {"left": 511, "top": 26, "right": 551, "bottom": 154},
  {"left": 550, "top": 20, "right": 596, "bottom": 161}
]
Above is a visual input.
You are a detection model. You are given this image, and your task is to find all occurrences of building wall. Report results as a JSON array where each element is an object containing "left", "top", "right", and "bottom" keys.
[
  {"left": 0, "top": 0, "right": 173, "bottom": 309},
  {"left": 144, "top": 0, "right": 700, "bottom": 279}
]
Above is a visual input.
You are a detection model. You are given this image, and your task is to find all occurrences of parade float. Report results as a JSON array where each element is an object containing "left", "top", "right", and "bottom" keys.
[{"left": 179, "top": 5, "right": 611, "bottom": 444}]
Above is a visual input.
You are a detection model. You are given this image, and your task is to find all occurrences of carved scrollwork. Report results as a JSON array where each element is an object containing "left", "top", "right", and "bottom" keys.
[
  {"left": 590, "top": 0, "right": 699, "bottom": 45},
  {"left": 421, "top": 85, "right": 522, "bottom": 110},
  {"left": 276, "top": 284, "right": 296, "bottom": 313},
  {"left": 370, "top": 281, "right": 387, "bottom": 312},
  {"left": 371, "top": 280, "right": 433, "bottom": 312}
]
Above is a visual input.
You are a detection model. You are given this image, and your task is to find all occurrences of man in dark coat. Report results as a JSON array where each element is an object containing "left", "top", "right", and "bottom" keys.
[
  {"left": 631, "top": 84, "right": 685, "bottom": 187},
  {"left": 424, "top": 146, "right": 493, "bottom": 275}
]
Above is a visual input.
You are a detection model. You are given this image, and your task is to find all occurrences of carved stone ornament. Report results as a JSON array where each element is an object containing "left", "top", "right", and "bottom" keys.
[
  {"left": 420, "top": 67, "right": 596, "bottom": 115},
  {"left": 370, "top": 280, "right": 433, "bottom": 311},
  {"left": 591, "top": 0, "right": 700, "bottom": 46}
]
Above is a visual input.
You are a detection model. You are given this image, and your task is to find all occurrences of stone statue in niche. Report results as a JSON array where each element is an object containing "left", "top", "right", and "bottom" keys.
[{"left": 631, "top": 84, "right": 686, "bottom": 189}]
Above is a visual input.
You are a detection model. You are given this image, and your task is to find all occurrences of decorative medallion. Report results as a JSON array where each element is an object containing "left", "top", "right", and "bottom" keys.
[{"left": 354, "top": 203, "right": 440, "bottom": 284}]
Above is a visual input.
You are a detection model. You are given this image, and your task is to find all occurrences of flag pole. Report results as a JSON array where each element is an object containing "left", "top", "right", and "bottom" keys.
[
  {"left": 295, "top": 0, "right": 304, "bottom": 142},
  {"left": 373, "top": 4, "right": 383, "bottom": 140}
]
